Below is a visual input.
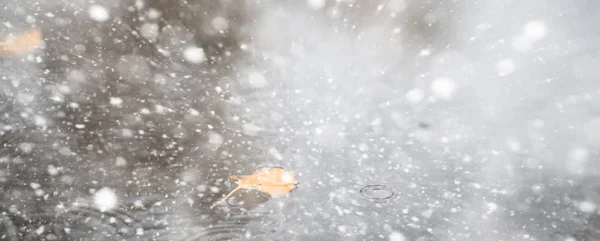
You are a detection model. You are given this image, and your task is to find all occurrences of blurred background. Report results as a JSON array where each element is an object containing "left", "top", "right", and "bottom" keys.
[{"left": 1, "top": 0, "right": 600, "bottom": 240}]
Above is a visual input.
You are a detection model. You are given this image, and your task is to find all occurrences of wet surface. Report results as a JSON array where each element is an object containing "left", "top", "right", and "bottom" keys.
[{"left": 2, "top": 0, "right": 600, "bottom": 240}]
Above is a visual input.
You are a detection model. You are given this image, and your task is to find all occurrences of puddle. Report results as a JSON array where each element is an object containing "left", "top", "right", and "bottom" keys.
[{"left": 1, "top": 0, "right": 600, "bottom": 240}]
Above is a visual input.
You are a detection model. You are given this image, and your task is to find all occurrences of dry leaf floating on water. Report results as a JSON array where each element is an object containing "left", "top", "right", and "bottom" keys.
[
  {"left": 0, "top": 28, "right": 43, "bottom": 56},
  {"left": 210, "top": 167, "right": 298, "bottom": 208}
]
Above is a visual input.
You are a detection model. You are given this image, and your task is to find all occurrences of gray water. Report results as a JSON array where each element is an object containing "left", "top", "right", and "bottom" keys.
[{"left": 1, "top": 0, "right": 600, "bottom": 240}]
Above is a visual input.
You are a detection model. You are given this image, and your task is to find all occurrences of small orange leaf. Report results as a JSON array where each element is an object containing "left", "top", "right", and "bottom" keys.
[
  {"left": 0, "top": 28, "right": 43, "bottom": 56},
  {"left": 210, "top": 167, "right": 298, "bottom": 208}
]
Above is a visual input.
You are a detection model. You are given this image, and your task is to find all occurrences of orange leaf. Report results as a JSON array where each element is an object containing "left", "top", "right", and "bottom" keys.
[
  {"left": 0, "top": 28, "right": 43, "bottom": 56},
  {"left": 210, "top": 167, "right": 298, "bottom": 208}
]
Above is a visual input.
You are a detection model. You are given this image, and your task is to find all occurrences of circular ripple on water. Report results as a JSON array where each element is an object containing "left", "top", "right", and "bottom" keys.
[
  {"left": 175, "top": 213, "right": 262, "bottom": 241},
  {"left": 38, "top": 197, "right": 172, "bottom": 240},
  {"left": 59, "top": 207, "right": 143, "bottom": 238},
  {"left": 359, "top": 184, "right": 395, "bottom": 202},
  {"left": 226, "top": 196, "right": 245, "bottom": 208}
]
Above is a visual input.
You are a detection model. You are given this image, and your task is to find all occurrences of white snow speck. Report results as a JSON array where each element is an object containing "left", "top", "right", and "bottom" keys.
[
  {"left": 486, "top": 202, "right": 498, "bottom": 214},
  {"left": 58, "top": 147, "right": 72, "bottom": 156},
  {"left": 388, "top": 231, "right": 407, "bottom": 241},
  {"left": 523, "top": 20, "right": 547, "bottom": 42},
  {"left": 242, "top": 123, "right": 263, "bottom": 136},
  {"left": 50, "top": 94, "right": 65, "bottom": 103},
  {"left": 30, "top": 182, "right": 41, "bottom": 189},
  {"left": 133, "top": 200, "right": 144, "bottom": 209},
  {"left": 189, "top": 108, "right": 200, "bottom": 116},
  {"left": 48, "top": 165, "right": 59, "bottom": 176},
  {"left": 421, "top": 209, "right": 433, "bottom": 218},
  {"left": 88, "top": 5, "right": 110, "bottom": 22},
  {"left": 134, "top": 0, "right": 144, "bottom": 9},
  {"left": 19, "top": 142, "right": 35, "bottom": 153},
  {"left": 155, "top": 104, "right": 166, "bottom": 114},
  {"left": 147, "top": 8, "right": 162, "bottom": 19},
  {"left": 578, "top": 201, "right": 596, "bottom": 213},
  {"left": 34, "top": 189, "right": 45, "bottom": 196},
  {"left": 109, "top": 97, "right": 123, "bottom": 106},
  {"left": 268, "top": 147, "right": 284, "bottom": 160},
  {"left": 115, "top": 157, "right": 127, "bottom": 166},
  {"left": 419, "top": 49, "right": 431, "bottom": 56},
  {"left": 75, "top": 124, "right": 85, "bottom": 129},
  {"left": 94, "top": 187, "right": 118, "bottom": 212},
  {"left": 36, "top": 226, "right": 45, "bottom": 235},
  {"left": 247, "top": 72, "right": 268, "bottom": 89},
  {"left": 513, "top": 20, "right": 547, "bottom": 51},
  {"left": 281, "top": 172, "right": 294, "bottom": 183},
  {"left": 122, "top": 129, "right": 133, "bottom": 138},
  {"left": 140, "top": 23, "right": 159, "bottom": 41},
  {"left": 505, "top": 138, "right": 522, "bottom": 152},
  {"left": 566, "top": 147, "right": 589, "bottom": 174},
  {"left": 25, "top": 16, "right": 35, "bottom": 24},
  {"left": 183, "top": 46, "right": 206, "bottom": 64},
  {"left": 34, "top": 115, "right": 47, "bottom": 127},
  {"left": 208, "top": 131, "right": 224, "bottom": 146},
  {"left": 430, "top": 78, "right": 456, "bottom": 100},
  {"left": 211, "top": 17, "right": 229, "bottom": 31},
  {"left": 496, "top": 59, "right": 515, "bottom": 76},
  {"left": 314, "top": 127, "right": 323, "bottom": 135},
  {"left": 405, "top": 88, "right": 425, "bottom": 103},
  {"left": 307, "top": 0, "right": 326, "bottom": 10},
  {"left": 58, "top": 85, "right": 71, "bottom": 94}
]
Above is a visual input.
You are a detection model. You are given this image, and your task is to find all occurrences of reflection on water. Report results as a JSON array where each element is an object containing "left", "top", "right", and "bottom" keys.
[{"left": 1, "top": 0, "right": 600, "bottom": 240}]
